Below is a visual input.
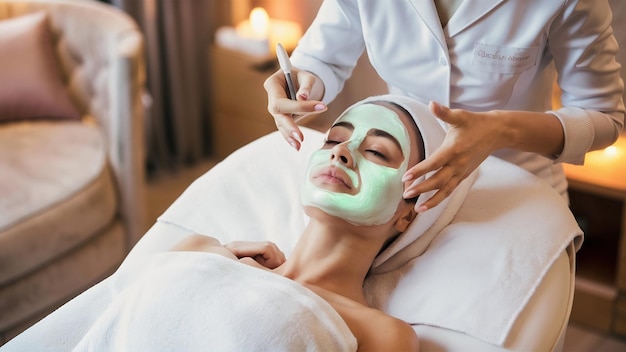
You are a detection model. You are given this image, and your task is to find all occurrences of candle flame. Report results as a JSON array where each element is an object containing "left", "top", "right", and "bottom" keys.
[{"left": 249, "top": 7, "right": 269, "bottom": 37}]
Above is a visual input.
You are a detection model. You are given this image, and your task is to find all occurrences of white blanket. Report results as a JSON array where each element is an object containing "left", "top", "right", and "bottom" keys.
[
  {"left": 5, "top": 251, "right": 357, "bottom": 352},
  {"left": 155, "top": 129, "right": 582, "bottom": 346}
]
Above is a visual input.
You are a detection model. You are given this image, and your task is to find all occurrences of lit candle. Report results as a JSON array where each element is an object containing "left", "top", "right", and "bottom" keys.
[
  {"left": 248, "top": 7, "right": 269, "bottom": 39},
  {"left": 215, "top": 7, "right": 271, "bottom": 56},
  {"left": 215, "top": 7, "right": 302, "bottom": 57},
  {"left": 233, "top": 7, "right": 271, "bottom": 56}
]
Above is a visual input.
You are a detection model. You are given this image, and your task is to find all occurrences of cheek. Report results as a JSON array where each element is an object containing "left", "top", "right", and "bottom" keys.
[
  {"left": 306, "top": 150, "right": 332, "bottom": 180},
  {"left": 359, "top": 161, "right": 404, "bottom": 200}
]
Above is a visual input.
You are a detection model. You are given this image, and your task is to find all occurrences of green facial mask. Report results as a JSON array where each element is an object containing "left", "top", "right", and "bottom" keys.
[{"left": 301, "top": 104, "right": 411, "bottom": 226}]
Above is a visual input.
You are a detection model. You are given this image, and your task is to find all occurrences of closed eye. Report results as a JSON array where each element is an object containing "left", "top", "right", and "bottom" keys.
[
  {"left": 366, "top": 149, "right": 387, "bottom": 160},
  {"left": 323, "top": 139, "right": 341, "bottom": 146}
]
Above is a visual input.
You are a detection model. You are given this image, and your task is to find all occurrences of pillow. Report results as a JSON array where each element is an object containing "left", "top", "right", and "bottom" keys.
[{"left": 0, "top": 12, "right": 81, "bottom": 122}]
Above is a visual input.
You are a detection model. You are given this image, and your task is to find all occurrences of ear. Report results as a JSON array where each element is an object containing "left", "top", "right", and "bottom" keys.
[{"left": 394, "top": 205, "right": 418, "bottom": 233}]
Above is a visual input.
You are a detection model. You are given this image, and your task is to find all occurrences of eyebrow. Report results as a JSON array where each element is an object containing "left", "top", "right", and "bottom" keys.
[
  {"left": 331, "top": 121, "right": 403, "bottom": 153},
  {"left": 368, "top": 129, "right": 403, "bottom": 152},
  {"left": 332, "top": 121, "right": 354, "bottom": 130}
]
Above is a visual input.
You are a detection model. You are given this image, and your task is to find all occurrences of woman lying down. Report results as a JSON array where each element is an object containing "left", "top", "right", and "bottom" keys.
[
  {"left": 169, "top": 99, "right": 423, "bottom": 351},
  {"left": 8, "top": 96, "right": 429, "bottom": 352}
]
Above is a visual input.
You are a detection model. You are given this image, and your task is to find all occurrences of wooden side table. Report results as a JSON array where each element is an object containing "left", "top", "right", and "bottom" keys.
[
  {"left": 563, "top": 135, "right": 626, "bottom": 335},
  {"left": 208, "top": 46, "right": 278, "bottom": 158}
]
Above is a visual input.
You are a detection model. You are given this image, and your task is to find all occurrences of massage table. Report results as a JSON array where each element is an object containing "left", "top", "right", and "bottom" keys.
[{"left": 2, "top": 127, "right": 582, "bottom": 351}]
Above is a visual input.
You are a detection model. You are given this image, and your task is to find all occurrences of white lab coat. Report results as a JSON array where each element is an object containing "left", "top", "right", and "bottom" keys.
[
  {"left": 291, "top": 0, "right": 625, "bottom": 196},
  {"left": 610, "top": 0, "right": 626, "bottom": 105}
]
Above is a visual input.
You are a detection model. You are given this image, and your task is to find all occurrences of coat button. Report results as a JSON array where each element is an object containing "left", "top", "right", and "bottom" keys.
[{"left": 439, "top": 57, "right": 447, "bottom": 66}]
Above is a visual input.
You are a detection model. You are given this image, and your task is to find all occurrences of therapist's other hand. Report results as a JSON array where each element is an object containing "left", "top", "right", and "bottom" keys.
[
  {"left": 224, "top": 241, "right": 286, "bottom": 269},
  {"left": 402, "top": 101, "right": 505, "bottom": 213},
  {"left": 264, "top": 68, "right": 327, "bottom": 151}
]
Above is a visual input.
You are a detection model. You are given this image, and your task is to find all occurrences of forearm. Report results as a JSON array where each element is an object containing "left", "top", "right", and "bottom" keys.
[
  {"left": 170, "top": 234, "right": 238, "bottom": 260},
  {"left": 489, "top": 107, "right": 623, "bottom": 164},
  {"left": 492, "top": 110, "right": 565, "bottom": 158},
  {"left": 171, "top": 235, "right": 286, "bottom": 269}
]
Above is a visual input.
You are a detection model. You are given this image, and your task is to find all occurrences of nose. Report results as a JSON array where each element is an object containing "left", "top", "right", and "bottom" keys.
[{"left": 330, "top": 142, "right": 354, "bottom": 168}]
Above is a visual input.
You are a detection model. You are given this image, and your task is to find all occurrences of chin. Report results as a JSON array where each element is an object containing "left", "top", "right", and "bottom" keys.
[
  {"left": 302, "top": 205, "right": 353, "bottom": 225},
  {"left": 303, "top": 205, "right": 334, "bottom": 219}
]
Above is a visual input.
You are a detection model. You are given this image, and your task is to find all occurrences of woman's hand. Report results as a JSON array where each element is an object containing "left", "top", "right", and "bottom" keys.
[
  {"left": 402, "top": 102, "right": 506, "bottom": 212},
  {"left": 171, "top": 235, "right": 286, "bottom": 269},
  {"left": 263, "top": 67, "right": 327, "bottom": 150},
  {"left": 224, "top": 241, "right": 286, "bottom": 269}
]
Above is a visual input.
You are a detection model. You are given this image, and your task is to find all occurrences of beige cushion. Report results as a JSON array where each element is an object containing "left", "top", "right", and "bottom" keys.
[
  {"left": 0, "top": 121, "right": 117, "bottom": 284},
  {"left": 0, "top": 12, "right": 80, "bottom": 122}
]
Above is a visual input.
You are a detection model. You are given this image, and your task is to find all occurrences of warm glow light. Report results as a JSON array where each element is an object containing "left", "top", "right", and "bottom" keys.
[
  {"left": 584, "top": 142, "right": 624, "bottom": 167},
  {"left": 268, "top": 20, "right": 302, "bottom": 53},
  {"left": 249, "top": 7, "right": 269, "bottom": 38},
  {"left": 562, "top": 135, "right": 626, "bottom": 192},
  {"left": 224, "top": 7, "right": 302, "bottom": 56},
  {"left": 604, "top": 145, "right": 619, "bottom": 158}
]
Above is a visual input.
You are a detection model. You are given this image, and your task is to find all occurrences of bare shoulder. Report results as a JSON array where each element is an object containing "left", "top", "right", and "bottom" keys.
[
  {"left": 359, "top": 309, "right": 419, "bottom": 352},
  {"left": 303, "top": 286, "right": 419, "bottom": 351}
]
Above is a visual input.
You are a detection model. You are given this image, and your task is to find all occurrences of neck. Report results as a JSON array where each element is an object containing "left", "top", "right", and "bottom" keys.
[{"left": 274, "top": 216, "right": 388, "bottom": 304}]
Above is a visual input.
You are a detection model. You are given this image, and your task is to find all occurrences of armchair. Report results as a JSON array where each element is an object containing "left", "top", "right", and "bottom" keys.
[{"left": 0, "top": 0, "right": 146, "bottom": 343}]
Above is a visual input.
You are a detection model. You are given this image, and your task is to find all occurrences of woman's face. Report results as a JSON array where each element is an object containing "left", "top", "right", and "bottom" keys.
[{"left": 301, "top": 103, "right": 418, "bottom": 226}]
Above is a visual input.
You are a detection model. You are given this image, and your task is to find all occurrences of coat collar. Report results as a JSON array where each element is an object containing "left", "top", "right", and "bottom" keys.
[
  {"left": 406, "top": 0, "right": 507, "bottom": 47},
  {"left": 406, "top": 0, "right": 446, "bottom": 49},
  {"left": 446, "top": 0, "right": 506, "bottom": 37}
]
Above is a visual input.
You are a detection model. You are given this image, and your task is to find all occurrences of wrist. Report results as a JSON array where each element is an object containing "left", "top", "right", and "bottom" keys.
[
  {"left": 488, "top": 110, "right": 564, "bottom": 155},
  {"left": 486, "top": 110, "right": 517, "bottom": 150}
]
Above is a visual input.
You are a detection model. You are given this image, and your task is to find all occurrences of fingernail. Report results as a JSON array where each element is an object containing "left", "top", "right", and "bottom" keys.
[
  {"left": 314, "top": 104, "right": 326, "bottom": 111},
  {"left": 430, "top": 101, "right": 443, "bottom": 114},
  {"left": 288, "top": 139, "right": 298, "bottom": 150},
  {"left": 416, "top": 204, "right": 428, "bottom": 213},
  {"left": 298, "top": 92, "right": 309, "bottom": 100},
  {"left": 403, "top": 189, "right": 417, "bottom": 198},
  {"left": 402, "top": 173, "right": 412, "bottom": 182},
  {"left": 291, "top": 131, "right": 302, "bottom": 142}
]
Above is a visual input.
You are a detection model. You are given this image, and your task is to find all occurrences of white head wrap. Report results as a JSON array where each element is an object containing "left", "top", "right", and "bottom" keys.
[{"left": 343, "top": 95, "right": 477, "bottom": 271}]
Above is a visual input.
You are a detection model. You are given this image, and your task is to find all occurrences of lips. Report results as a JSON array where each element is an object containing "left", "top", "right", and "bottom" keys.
[{"left": 313, "top": 166, "right": 353, "bottom": 190}]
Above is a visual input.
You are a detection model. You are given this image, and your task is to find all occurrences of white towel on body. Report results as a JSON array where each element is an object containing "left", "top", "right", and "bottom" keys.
[{"left": 6, "top": 252, "right": 356, "bottom": 352}]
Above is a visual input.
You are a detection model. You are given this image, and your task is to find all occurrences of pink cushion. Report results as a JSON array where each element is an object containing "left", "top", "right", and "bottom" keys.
[{"left": 0, "top": 12, "right": 80, "bottom": 122}]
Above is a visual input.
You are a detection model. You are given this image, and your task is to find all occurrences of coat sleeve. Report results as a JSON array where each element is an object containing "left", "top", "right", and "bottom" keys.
[
  {"left": 549, "top": 0, "right": 624, "bottom": 164},
  {"left": 289, "top": 0, "right": 366, "bottom": 103}
]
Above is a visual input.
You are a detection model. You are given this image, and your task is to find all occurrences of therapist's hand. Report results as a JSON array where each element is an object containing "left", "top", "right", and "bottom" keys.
[
  {"left": 402, "top": 102, "right": 505, "bottom": 213},
  {"left": 263, "top": 68, "right": 327, "bottom": 151}
]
